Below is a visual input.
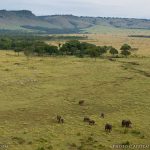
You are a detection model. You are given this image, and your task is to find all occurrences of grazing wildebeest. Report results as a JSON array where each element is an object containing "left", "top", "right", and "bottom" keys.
[
  {"left": 57, "top": 115, "right": 61, "bottom": 123},
  {"left": 122, "top": 120, "right": 132, "bottom": 128},
  {"left": 105, "top": 124, "right": 112, "bottom": 132},
  {"left": 122, "top": 120, "right": 126, "bottom": 127},
  {"left": 89, "top": 120, "right": 95, "bottom": 125},
  {"left": 79, "top": 100, "right": 84, "bottom": 106},
  {"left": 83, "top": 117, "right": 90, "bottom": 122},
  {"left": 60, "top": 118, "right": 64, "bottom": 123},
  {"left": 101, "top": 113, "right": 105, "bottom": 118},
  {"left": 57, "top": 115, "right": 64, "bottom": 124}
]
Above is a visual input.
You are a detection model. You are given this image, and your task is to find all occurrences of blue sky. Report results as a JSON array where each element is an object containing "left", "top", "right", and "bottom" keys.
[{"left": 0, "top": 0, "right": 150, "bottom": 19}]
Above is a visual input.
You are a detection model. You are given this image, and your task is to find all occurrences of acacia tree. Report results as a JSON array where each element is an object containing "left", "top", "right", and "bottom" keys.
[
  {"left": 109, "top": 47, "right": 118, "bottom": 56},
  {"left": 120, "top": 44, "right": 131, "bottom": 51},
  {"left": 60, "top": 40, "right": 81, "bottom": 55},
  {"left": 120, "top": 44, "right": 132, "bottom": 57},
  {"left": 98, "top": 46, "right": 108, "bottom": 56}
]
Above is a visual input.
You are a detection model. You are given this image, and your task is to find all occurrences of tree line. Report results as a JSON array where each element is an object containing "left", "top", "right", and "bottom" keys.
[{"left": 0, "top": 37, "right": 133, "bottom": 58}]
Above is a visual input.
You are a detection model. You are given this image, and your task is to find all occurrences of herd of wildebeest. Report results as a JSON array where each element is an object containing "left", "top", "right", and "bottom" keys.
[{"left": 56, "top": 100, "right": 132, "bottom": 133}]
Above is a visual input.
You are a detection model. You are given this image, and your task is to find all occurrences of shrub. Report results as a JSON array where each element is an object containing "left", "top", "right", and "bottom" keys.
[{"left": 121, "top": 141, "right": 130, "bottom": 145}]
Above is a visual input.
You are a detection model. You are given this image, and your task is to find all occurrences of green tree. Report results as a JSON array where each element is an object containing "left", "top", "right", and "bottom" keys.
[
  {"left": 33, "top": 41, "right": 47, "bottom": 56},
  {"left": 120, "top": 44, "right": 131, "bottom": 51},
  {"left": 98, "top": 46, "right": 108, "bottom": 56},
  {"left": 109, "top": 47, "right": 118, "bottom": 56},
  {"left": 120, "top": 44, "right": 132, "bottom": 57},
  {"left": 45, "top": 45, "right": 58, "bottom": 55},
  {"left": 87, "top": 47, "right": 99, "bottom": 60},
  {"left": 60, "top": 40, "right": 81, "bottom": 55},
  {"left": 121, "top": 50, "right": 131, "bottom": 57},
  {"left": 0, "top": 38, "right": 12, "bottom": 49}
]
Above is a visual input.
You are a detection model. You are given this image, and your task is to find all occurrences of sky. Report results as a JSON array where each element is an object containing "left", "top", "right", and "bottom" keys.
[{"left": 0, "top": 0, "right": 150, "bottom": 19}]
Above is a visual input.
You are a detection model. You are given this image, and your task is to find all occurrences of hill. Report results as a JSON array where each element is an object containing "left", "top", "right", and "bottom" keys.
[
  {"left": 0, "top": 10, "right": 58, "bottom": 32},
  {"left": 0, "top": 10, "right": 150, "bottom": 34}
]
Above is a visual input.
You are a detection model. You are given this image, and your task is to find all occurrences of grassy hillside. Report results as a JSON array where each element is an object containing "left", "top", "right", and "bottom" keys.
[
  {"left": 0, "top": 10, "right": 150, "bottom": 34},
  {"left": 0, "top": 10, "right": 60, "bottom": 33},
  {"left": 39, "top": 15, "right": 92, "bottom": 29},
  {"left": 0, "top": 50, "right": 150, "bottom": 150}
]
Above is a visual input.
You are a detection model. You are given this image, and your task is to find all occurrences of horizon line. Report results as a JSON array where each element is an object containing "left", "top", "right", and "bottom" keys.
[{"left": 0, "top": 9, "right": 150, "bottom": 20}]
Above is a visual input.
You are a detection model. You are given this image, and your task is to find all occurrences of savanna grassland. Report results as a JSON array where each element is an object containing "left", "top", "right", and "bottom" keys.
[
  {"left": 46, "top": 34, "right": 150, "bottom": 56},
  {"left": 0, "top": 34, "right": 150, "bottom": 150}
]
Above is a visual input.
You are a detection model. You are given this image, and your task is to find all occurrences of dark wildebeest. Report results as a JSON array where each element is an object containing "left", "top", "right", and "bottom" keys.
[
  {"left": 122, "top": 120, "right": 132, "bottom": 128},
  {"left": 89, "top": 120, "right": 95, "bottom": 125},
  {"left": 57, "top": 115, "right": 61, "bottom": 123},
  {"left": 100, "top": 113, "right": 105, "bottom": 118},
  {"left": 105, "top": 124, "right": 112, "bottom": 132},
  {"left": 79, "top": 100, "right": 84, "bottom": 106},
  {"left": 60, "top": 118, "right": 64, "bottom": 123},
  {"left": 83, "top": 117, "right": 90, "bottom": 122},
  {"left": 57, "top": 115, "right": 64, "bottom": 123}
]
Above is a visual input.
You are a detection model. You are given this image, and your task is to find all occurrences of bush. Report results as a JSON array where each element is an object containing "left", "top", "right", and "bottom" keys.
[
  {"left": 121, "top": 141, "right": 130, "bottom": 145},
  {"left": 45, "top": 45, "right": 58, "bottom": 55}
]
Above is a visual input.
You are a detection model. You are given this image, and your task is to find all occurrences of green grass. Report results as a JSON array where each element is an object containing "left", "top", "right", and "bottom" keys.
[{"left": 0, "top": 51, "right": 150, "bottom": 150}]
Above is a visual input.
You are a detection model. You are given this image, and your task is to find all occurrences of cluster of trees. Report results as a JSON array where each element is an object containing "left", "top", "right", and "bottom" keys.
[
  {"left": 0, "top": 37, "right": 58, "bottom": 56},
  {"left": 0, "top": 37, "right": 133, "bottom": 58},
  {"left": 60, "top": 40, "right": 112, "bottom": 57},
  {"left": 59, "top": 40, "right": 132, "bottom": 58}
]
